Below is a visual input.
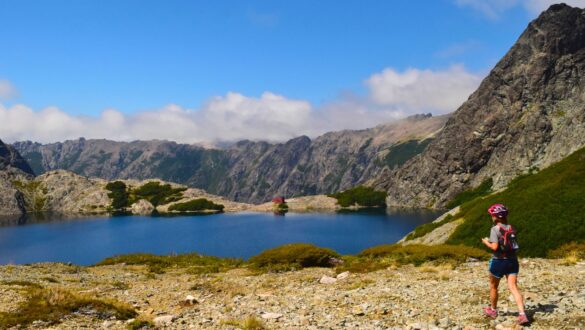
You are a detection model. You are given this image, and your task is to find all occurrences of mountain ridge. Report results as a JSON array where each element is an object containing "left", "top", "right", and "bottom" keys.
[
  {"left": 374, "top": 4, "right": 585, "bottom": 208},
  {"left": 13, "top": 114, "right": 447, "bottom": 203}
]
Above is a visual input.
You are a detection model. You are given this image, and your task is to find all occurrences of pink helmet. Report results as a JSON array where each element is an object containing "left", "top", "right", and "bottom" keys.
[{"left": 488, "top": 204, "right": 508, "bottom": 219}]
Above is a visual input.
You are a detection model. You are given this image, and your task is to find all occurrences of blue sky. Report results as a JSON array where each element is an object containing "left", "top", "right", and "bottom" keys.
[{"left": 0, "top": 0, "right": 582, "bottom": 143}]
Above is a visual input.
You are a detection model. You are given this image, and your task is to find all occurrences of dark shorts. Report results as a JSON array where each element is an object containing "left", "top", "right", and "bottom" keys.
[{"left": 488, "top": 258, "right": 519, "bottom": 278}]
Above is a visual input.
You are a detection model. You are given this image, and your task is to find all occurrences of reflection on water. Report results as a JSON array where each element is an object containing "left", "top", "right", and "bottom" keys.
[{"left": 0, "top": 212, "right": 110, "bottom": 227}]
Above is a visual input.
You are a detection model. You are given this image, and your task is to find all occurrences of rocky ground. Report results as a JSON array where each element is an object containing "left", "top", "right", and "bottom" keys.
[{"left": 1, "top": 259, "right": 583, "bottom": 329}]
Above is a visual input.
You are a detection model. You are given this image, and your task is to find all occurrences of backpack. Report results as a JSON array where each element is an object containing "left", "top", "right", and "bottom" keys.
[{"left": 497, "top": 224, "right": 519, "bottom": 256}]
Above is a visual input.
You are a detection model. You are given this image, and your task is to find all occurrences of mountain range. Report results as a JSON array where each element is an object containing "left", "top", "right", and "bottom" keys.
[{"left": 13, "top": 114, "right": 446, "bottom": 204}]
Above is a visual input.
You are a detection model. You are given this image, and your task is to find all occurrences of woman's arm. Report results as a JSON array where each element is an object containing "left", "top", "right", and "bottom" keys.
[{"left": 482, "top": 237, "right": 498, "bottom": 251}]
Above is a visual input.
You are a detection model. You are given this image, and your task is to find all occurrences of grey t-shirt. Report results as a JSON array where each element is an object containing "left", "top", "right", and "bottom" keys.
[{"left": 489, "top": 224, "right": 517, "bottom": 259}]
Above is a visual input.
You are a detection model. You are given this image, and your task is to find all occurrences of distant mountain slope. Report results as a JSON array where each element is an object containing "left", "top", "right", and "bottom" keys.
[
  {"left": 0, "top": 139, "right": 34, "bottom": 176},
  {"left": 374, "top": 4, "right": 585, "bottom": 208},
  {"left": 13, "top": 114, "right": 447, "bottom": 203},
  {"left": 0, "top": 139, "right": 34, "bottom": 216}
]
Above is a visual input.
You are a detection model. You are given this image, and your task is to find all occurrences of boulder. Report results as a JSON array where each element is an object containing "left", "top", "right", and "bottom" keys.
[
  {"left": 131, "top": 199, "right": 154, "bottom": 215},
  {"left": 319, "top": 275, "right": 337, "bottom": 284}
]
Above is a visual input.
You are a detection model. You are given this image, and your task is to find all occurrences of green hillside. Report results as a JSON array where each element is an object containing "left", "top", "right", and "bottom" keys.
[{"left": 445, "top": 146, "right": 585, "bottom": 257}]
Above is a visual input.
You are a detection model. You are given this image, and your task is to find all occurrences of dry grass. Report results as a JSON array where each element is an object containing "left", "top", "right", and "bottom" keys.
[
  {"left": 222, "top": 316, "right": 266, "bottom": 329},
  {"left": 0, "top": 284, "right": 136, "bottom": 328}
]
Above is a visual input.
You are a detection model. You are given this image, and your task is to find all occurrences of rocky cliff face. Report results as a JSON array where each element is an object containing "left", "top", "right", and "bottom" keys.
[
  {"left": 374, "top": 4, "right": 585, "bottom": 208},
  {"left": 14, "top": 114, "right": 447, "bottom": 203},
  {"left": 0, "top": 139, "right": 34, "bottom": 216},
  {"left": 0, "top": 139, "right": 34, "bottom": 175}
]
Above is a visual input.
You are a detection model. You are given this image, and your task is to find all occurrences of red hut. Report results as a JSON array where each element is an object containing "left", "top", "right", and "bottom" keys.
[{"left": 271, "top": 196, "right": 286, "bottom": 204}]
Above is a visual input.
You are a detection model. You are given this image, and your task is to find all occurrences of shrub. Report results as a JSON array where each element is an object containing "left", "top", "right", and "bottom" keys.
[
  {"left": 222, "top": 316, "right": 265, "bottom": 330},
  {"left": 131, "top": 182, "right": 187, "bottom": 207},
  {"left": 168, "top": 198, "right": 224, "bottom": 212},
  {"left": 105, "top": 181, "right": 129, "bottom": 210},
  {"left": 447, "top": 147, "right": 585, "bottom": 257},
  {"left": 127, "top": 319, "right": 155, "bottom": 329},
  {"left": 445, "top": 178, "right": 493, "bottom": 209},
  {"left": 548, "top": 242, "right": 585, "bottom": 261},
  {"left": 0, "top": 285, "right": 136, "bottom": 328},
  {"left": 249, "top": 243, "right": 341, "bottom": 272},
  {"left": 96, "top": 253, "right": 242, "bottom": 274},
  {"left": 328, "top": 186, "right": 387, "bottom": 208}
]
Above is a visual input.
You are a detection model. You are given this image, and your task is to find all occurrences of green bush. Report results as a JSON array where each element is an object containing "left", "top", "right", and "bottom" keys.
[
  {"left": 96, "top": 253, "right": 242, "bottom": 274},
  {"left": 447, "top": 147, "right": 585, "bottom": 257},
  {"left": 405, "top": 214, "right": 456, "bottom": 241},
  {"left": 168, "top": 198, "right": 224, "bottom": 212},
  {"left": 249, "top": 243, "right": 340, "bottom": 272},
  {"left": 328, "top": 186, "right": 387, "bottom": 208},
  {"left": 445, "top": 178, "right": 493, "bottom": 209},
  {"left": 131, "top": 182, "right": 187, "bottom": 207},
  {"left": 105, "top": 181, "right": 129, "bottom": 210}
]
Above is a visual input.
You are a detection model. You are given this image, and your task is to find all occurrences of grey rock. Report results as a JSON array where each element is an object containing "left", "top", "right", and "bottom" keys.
[
  {"left": 153, "top": 315, "right": 175, "bottom": 326},
  {"left": 13, "top": 115, "right": 447, "bottom": 204},
  {"left": 261, "top": 312, "right": 283, "bottom": 320},
  {"left": 130, "top": 199, "right": 154, "bottom": 215},
  {"left": 319, "top": 275, "right": 337, "bottom": 284}
]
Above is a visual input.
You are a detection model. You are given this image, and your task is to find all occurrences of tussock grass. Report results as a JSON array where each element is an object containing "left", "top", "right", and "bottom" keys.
[
  {"left": 548, "top": 241, "right": 585, "bottom": 265},
  {"left": 96, "top": 253, "right": 242, "bottom": 274},
  {"left": 0, "top": 285, "right": 136, "bottom": 328},
  {"left": 1, "top": 280, "right": 43, "bottom": 288},
  {"left": 336, "top": 244, "right": 488, "bottom": 273},
  {"left": 249, "top": 243, "right": 340, "bottom": 272},
  {"left": 222, "top": 316, "right": 265, "bottom": 330},
  {"left": 127, "top": 318, "right": 155, "bottom": 329}
]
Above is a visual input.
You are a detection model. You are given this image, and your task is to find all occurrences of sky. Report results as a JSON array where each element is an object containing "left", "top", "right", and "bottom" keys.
[{"left": 1, "top": 0, "right": 584, "bottom": 144}]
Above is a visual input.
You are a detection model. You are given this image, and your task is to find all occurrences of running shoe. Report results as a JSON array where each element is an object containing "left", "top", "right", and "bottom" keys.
[
  {"left": 483, "top": 306, "right": 498, "bottom": 319},
  {"left": 517, "top": 313, "right": 529, "bottom": 325}
]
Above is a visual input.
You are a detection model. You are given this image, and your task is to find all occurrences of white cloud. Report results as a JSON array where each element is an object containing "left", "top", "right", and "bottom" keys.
[
  {"left": 0, "top": 80, "right": 18, "bottom": 99},
  {"left": 455, "top": 0, "right": 518, "bottom": 19},
  {"left": 455, "top": 0, "right": 584, "bottom": 18},
  {"left": 0, "top": 65, "right": 484, "bottom": 144},
  {"left": 365, "top": 65, "right": 483, "bottom": 114},
  {"left": 522, "top": 0, "right": 585, "bottom": 14},
  {"left": 0, "top": 93, "right": 314, "bottom": 144}
]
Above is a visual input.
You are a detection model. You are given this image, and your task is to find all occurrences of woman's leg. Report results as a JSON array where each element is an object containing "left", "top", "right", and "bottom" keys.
[
  {"left": 506, "top": 274, "right": 525, "bottom": 314},
  {"left": 490, "top": 274, "right": 501, "bottom": 309}
]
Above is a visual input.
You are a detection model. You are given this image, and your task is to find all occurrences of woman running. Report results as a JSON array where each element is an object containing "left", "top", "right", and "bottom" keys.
[{"left": 481, "top": 204, "right": 529, "bottom": 325}]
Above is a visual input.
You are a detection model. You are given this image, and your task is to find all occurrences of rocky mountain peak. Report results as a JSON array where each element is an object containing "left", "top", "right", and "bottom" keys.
[
  {"left": 526, "top": 4, "right": 585, "bottom": 55},
  {"left": 374, "top": 4, "right": 585, "bottom": 208}
]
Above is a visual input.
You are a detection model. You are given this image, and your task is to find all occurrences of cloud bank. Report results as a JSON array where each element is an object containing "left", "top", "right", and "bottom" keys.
[{"left": 0, "top": 66, "right": 483, "bottom": 144}]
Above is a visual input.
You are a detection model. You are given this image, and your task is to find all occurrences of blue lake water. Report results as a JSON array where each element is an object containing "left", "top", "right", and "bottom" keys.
[{"left": 0, "top": 209, "right": 441, "bottom": 265}]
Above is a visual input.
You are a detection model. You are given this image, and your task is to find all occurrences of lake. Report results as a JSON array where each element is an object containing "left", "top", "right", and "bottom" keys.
[{"left": 0, "top": 209, "right": 441, "bottom": 265}]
